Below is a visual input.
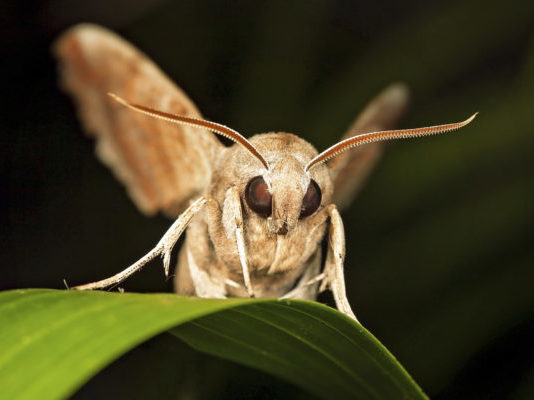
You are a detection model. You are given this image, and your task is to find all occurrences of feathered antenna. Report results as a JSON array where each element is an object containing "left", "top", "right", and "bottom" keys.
[
  {"left": 306, "top": 113, "right": 478, "bottom": 171},
  {"left": 108, "top": 93, "right": 269, "bottom": 170}
]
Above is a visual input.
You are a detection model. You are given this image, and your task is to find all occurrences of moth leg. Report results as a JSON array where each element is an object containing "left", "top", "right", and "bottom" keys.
[
  {"left": 320, "top": 204, "right": 359, "bottom": 322},
  {"left": 280, "top": 273, "right": 325, "bottom": 300},
  {"left": 280, "top": 251, "right": 323, "bottom": 300},
  {"left": 222, "top": 186, "right": 254, "bottom": 297},
  {"left": 185, "top": 248, "right": 227, "bottom": 299},
  {"left": 73, "top": 197, "right": 207, "bottom": 290}
]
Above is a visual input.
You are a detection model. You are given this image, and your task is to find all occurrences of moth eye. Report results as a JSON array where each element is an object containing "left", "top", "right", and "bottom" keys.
[
  {"left": 300, "top": 180, "right": 322, "bottom": 219},
  {"left": 245, "top": 176, "right": 272, "bottom": 217}
]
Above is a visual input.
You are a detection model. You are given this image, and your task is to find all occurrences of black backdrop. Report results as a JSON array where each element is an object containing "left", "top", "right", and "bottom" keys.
[{"left": 2, "top": 1, "right": 534, "bottom": 398}]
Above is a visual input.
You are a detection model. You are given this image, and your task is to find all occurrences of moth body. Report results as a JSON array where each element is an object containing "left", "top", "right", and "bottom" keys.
[{"left": 177, "top": 133, "right": 332, "bottom": 299}]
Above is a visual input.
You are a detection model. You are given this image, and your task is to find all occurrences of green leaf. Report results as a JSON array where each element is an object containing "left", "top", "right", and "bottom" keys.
[{"left": 0, "top": 289, "right": 427, "bottom": 400}]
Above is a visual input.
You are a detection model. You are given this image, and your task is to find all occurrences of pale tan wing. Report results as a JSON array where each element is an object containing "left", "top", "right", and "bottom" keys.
[
  {"left": 54, "top": 24, "right": 223, "bottom": 216},
  {"left": 328, "top": 83, "right": 410, "bottom": 210}
]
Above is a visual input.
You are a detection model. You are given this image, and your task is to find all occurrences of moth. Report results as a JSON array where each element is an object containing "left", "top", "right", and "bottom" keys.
[{"left": 54, "top": 24, "right": 476, "bottom": 321}]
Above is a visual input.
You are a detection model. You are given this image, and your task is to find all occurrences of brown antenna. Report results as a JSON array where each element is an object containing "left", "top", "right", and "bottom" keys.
[
  {"left": 108, "top": 93, "right": 269, "bottom": 170},
  {"left": 306, "top": 113, "right": 478, "bottom": 171}
]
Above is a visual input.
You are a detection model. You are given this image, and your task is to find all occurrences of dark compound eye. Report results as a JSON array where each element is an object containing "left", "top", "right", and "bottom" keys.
[
  {"left": 300, "top": 180, "right": 322, "bottom": 218},
  {"left": 245, "top": 176, "right": 272, "bottom": 217}
]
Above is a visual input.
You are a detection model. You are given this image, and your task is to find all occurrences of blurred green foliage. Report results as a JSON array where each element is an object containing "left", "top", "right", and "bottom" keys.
[{"left": 2, "top": 0, "right": 533, "bottom": 398}]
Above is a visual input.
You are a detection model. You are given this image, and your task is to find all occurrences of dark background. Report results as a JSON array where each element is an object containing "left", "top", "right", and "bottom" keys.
[{"left": 2, "top": 0, "right": 534, "bottom": 398}]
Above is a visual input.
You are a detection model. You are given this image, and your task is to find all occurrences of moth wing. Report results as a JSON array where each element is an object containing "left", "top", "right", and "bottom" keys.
[
  {"left": 54, "top": 24, "right": 223, "bottom": 217},
  {"left": 329, "top": 83, "right": 410, "bottom": 210}
]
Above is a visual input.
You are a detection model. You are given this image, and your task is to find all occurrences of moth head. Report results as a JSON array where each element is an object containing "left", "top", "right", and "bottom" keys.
[
  {"left": 240, "top": 133, "right": 331, "bottom": 235},
  {"left": 207, "top": 131, "right": 331, "bottom": 235}
]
